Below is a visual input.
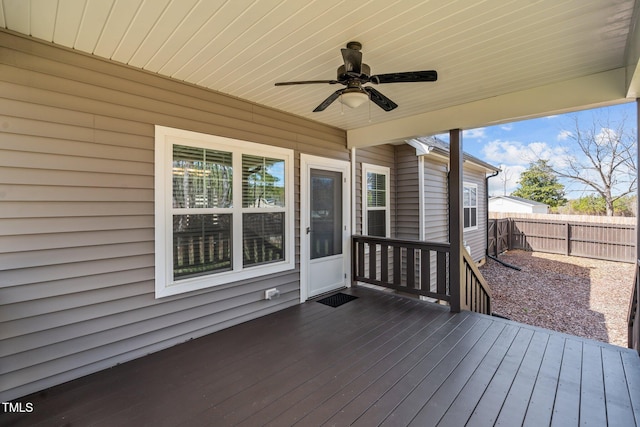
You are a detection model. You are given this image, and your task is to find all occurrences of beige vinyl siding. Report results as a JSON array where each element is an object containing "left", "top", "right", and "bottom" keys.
[
  {"left": 421, "top": 154, "right": 488, "bottom": 261},
  {"left": 422, "top": 156, "right": 449, "bottom": 243},
  {"left": 463, "top": 167, "right": 489, "bottom": 262},
  {"left": 394, "top": 144, "right": 420, "bottom": 240},
  {"left": 0, "top": 31, "right": 347, "bottom": 401},
  {"left": 354, "top": 144, "right": 396, "bottom": 237}
]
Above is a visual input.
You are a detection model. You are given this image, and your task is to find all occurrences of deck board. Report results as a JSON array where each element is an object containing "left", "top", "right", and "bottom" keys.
[
  {"left": 550, "top": 339, "right": 582, "bottom": 427},
  {"left": 494, "top": 331, "right": 550, "bottom": 426},
  {"left": 415, "top": 324, "right": 521, "bottom": 427},
  {"left": 3, "top": 286, "right": 640, "bottom": 427},
  {"left": 602, "top": 347, "right": 637, "bottom": 427},
  {"left": 440, "top": 326, "right": 534, "bottom": 426},
  {"left": 522, "top": 334, "right": 565, "bottom": 427},
  {"left": 580, "top": 343, "right": 607, "bottom": 426},
  {"left": 381, "top": 321, "right": 507, "bottom": 426}
]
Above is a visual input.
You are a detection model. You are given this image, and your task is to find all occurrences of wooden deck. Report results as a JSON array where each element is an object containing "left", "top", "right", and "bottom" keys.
[{"left": 3, "top": 286, "right": 640, "bottom": 427}]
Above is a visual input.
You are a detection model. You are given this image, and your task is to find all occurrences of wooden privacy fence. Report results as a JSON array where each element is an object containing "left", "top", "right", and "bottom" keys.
[{"left": 488, "top": 217, "right": 636, "bottom": 263}]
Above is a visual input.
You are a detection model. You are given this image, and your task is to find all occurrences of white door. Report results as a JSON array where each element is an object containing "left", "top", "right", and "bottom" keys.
[{"left": 300, "top": 154, "right": 350, "bottom": 301}]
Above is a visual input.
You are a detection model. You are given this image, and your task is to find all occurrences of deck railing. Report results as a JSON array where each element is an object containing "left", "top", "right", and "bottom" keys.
[
  {"left": 352, "top": 235, "right": 450, "bottom": 302},
  {"left": 628, "top": 259, "right": 640, "bottom": 353},
  {"left": 461, "top": 248, "right": 492, "bottom": 315},
  {"left": 352, "top": 235, "right": 493, "bottom": 315}
]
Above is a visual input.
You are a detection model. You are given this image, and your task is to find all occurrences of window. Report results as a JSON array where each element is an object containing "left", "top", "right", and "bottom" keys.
[
  {"left": 362, "top": 164, "right": 390, "bottom": 237},
  {"left": 155, "top": 126, "right": 294, "bottom": 298},
  {"left": 463, "top": 183, "right": 478, "bottom": 230}
]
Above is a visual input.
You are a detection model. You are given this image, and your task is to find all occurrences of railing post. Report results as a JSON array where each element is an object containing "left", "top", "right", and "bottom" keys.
[
  {"left": 449, "top": 129, "right": 464, "bottom": 312},
  {"left": 351, "top": 236, "right": 357, "bottom": 287}
]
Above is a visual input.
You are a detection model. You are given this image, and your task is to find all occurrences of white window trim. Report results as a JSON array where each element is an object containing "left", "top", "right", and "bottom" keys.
[
  {"left": 463, "top": 182, "right": 478, "bottom": 231},
  {"left": 154, "top": 126, "right": 295, "bottom": 298},
  {"left": 362, "top": 163, "right": 391, "bottom": 238}
]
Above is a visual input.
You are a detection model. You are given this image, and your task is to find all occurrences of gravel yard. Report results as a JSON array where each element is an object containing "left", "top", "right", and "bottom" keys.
[{"left": 479, "top": 250, "right": 635, "bottom": 347}]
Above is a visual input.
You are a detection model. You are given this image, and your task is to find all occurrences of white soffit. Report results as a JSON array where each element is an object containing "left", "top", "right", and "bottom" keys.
[{"left": 1, "top": 0, "right": 638, "bottom": 144}]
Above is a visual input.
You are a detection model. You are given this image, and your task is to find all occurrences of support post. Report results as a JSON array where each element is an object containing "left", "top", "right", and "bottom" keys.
[
  {"left": 449, "top": 129, "right": 464, "bottom": 312},
  {"left": 635, "top": 99, "right": 640, "bottom": 351}
]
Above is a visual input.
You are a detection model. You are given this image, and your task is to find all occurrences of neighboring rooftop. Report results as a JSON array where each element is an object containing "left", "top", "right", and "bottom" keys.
[
  {"left": 490, "top": 195, "right": 549, "bottom": 206},
  {"left": 407, "top": 136, "right": 501, "bottom": 172}
]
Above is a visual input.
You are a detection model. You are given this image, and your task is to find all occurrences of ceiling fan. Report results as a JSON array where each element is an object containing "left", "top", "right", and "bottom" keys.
[{"left": 274, "top": 41, "right": 437, "bottom": 112}]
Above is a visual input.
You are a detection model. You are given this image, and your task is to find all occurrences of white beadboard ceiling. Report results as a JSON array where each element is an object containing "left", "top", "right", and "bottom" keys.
[{"left": 1, "top": 0, "right": 639, "bottom": 146}]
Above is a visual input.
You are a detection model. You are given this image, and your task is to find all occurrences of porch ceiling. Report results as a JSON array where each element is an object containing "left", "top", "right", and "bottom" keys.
[{"left": 2, "top": 0, "right": 639, "bottom": 147}]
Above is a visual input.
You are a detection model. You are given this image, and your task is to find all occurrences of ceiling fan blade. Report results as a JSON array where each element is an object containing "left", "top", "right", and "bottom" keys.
[
  {"left": 275, "top": 80, "right": 339, "bottom": 86},
  {"left": 364, "top": 87, "right": 398, "bottom": 111},
  {"left": 313, "top": 89, "right": 343, "bottom": 112},
  {"left": 370, "top": 70, "right": 438, "bottom": 84},
  {"left": 341, "top": 48, "right": 363, "bottom": 75}
]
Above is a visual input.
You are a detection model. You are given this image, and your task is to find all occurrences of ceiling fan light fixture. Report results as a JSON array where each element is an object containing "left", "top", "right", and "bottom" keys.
[{"left": 339, "top": 89, "right": 369, "bottom": 108}]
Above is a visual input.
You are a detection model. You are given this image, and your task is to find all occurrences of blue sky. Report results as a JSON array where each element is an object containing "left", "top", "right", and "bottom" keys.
[{"left": 436, "top": 102, "right": 638, "bottom": 198}]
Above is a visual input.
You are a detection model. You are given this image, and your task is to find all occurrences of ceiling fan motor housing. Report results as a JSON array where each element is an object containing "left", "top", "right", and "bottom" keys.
[{"left": 337, "top": 63, "right": 371, "bottom": 81}]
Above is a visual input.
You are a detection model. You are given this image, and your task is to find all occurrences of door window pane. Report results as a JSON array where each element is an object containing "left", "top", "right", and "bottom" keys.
[
  {"left": 311, "top": 170, "right": 342, "bottom": 259},
  {"left": 173, "top": 214, "right": 232, "bottom": 279}
]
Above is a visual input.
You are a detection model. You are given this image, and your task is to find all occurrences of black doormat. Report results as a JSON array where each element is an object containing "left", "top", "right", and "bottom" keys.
[{"left": 316, "top": 293, "right": 358, "bottom": 308}]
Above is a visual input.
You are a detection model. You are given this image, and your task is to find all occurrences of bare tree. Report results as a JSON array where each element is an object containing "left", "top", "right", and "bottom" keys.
[
  {"left": 499, "top": 165, "right": 514, "bottom": 196},
  {"left": 539, "top": 111, "right": 637, "bottom": 216}
]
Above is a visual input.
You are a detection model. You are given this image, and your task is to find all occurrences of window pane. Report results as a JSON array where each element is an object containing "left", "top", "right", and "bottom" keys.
[
  {"left": 471, "top": 208, "right": 477, "bottom": 227},
  {"left": 367, "top": 210, "right": 386, "bottom": 237},
  {"left": 464, "top": 208, "right": 470, "bottom": 228},
  {"left": 242, "top": 155, "right": 286, "bottom": 208},
  {"left": 173, "top": 145, "right": 232, "bottom": 208},
  {"left": 367, "top": 172, "right": 386, "bottom": 207},
  {"left": 463, "top": 186, "right": 470, "bottom": 207},
  {"left": 470, "top": 187, "right": 477, "bottom": 206},
  {"left": 242, "top": 213, "right": 285, "bottom": 266},
  {"left": 173, "top": 214, "right": 232, "bottom": 279}
]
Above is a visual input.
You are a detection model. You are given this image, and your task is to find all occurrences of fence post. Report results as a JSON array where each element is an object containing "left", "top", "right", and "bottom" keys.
[
  {"left": 493, "top": 218, "right": 500, "bottom": 257},
  {"left": 565, "top": 222, "right": 571, "bottom": 256}
]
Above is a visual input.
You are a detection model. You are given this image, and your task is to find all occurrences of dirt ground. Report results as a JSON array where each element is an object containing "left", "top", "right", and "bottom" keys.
[{"left": 479, "top": 250, "right": 635, "bottom": 347}]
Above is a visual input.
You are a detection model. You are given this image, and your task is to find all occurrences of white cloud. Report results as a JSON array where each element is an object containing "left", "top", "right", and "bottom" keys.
[
  {"left": 501, "top": 124, "right": 513, "bottom": 131},
  {"left": 463, "top": 128, "right": 486, "bottom": 139},
  {"left": 481, "top": 140, "right": 535, "bottom": 165},
  {"left": 557, "top": 130, "right": 572, "bottom": 141},
  {"left": 595, "top": 127, "right": 619, "bottom": 146},
  {"left": 481, "top": 139, "right": 568, "bottom": 168}
]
